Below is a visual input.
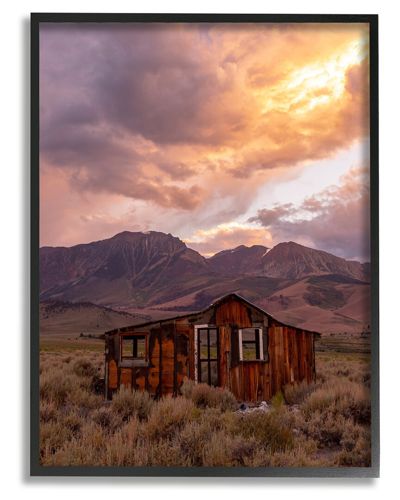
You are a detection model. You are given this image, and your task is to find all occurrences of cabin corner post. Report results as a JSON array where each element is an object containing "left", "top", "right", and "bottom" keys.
[
  {"left": 194, "top": 325, "right": 198, "bottom": 383},
  {"left": 104, "top": 335, "right": 109, "bottom": 400},
  {"left": 313, "top": 335, "right": 317, "bottom": 383},
  {"left": 173, "top": 321, "right": 177, "bottom": 397}
]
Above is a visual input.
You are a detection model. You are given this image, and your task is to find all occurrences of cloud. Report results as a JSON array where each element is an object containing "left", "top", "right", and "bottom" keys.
[
  {"left": 248, "top": 165, "right": 370, "bottom": 262},
  {"left": 185, "top": 222, "right": 273, "bottom": 256},
  {"left": 39, "top": 23, "right": 370, "bottom": 251},
  {"left": 40, "top": 24, "right": 369, "bottom": 203}
]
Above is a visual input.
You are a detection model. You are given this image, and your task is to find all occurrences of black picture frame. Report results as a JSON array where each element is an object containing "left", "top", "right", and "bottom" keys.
[{"left": 30, "top": 12, "right": 379, "bottom": 478}]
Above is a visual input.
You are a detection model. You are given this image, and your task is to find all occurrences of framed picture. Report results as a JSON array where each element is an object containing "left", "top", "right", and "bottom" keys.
[{"left": 31, "top": 13, "right": 379, "bottom": 477}]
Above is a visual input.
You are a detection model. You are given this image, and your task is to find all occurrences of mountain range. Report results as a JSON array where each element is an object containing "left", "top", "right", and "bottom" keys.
[{"left": 40, "top": 231, "right": 371, "bottom": 334}]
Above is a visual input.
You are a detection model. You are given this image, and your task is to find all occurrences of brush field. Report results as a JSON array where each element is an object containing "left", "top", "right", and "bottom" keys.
[{"left": 39, "top": 334, "right": 371, "bottom": 467}]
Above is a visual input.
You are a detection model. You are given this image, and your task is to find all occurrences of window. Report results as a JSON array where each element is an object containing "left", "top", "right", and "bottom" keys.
[
  {"left": 239, "top": 328, "right": 263, "bottom": 361},
  {"left": 120, "top": 334, "right": 148, "bottom": 360},
  {"left": 198, "top": 327, "right": 219, "bottom": 386}
]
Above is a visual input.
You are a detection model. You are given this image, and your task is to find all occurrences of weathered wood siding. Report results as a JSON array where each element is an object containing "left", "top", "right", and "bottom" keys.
[
  {"left": 105, "top": 296, "right": 317, "bottom": 402},
  {"left": 105, "top": 320, "right": 191, "bottom": 399},
  {"left": 214, "top": 298, "right": 253, "bottom": 327},
  {"left": 218, "top": 326, "right": 230, "bottom": 390},
  {"left": 267, "top": 323, "right": 316, "bottom": 396}
]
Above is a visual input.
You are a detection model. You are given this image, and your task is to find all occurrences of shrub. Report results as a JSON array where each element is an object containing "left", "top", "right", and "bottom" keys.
[
  {"left": 340, "top": 423, "right": 371, "bottom": 454},
  {"left": 301, "top": 379, "right": 371, "bottom": 423},
  {"left": 40, "top": 421, "right": 73, "bottom": 456},
  {"left": 61, "top": 412, "right": 82, "bottom": 434},
  {"left": 103, "top": 417, "right": 140, "bottom": 466},
  {"left": 239, "top": 409, "right": 294, "bottom": 453},
  {"left": 271, "top": 391, "right": 285, "bottom": 411},
  {"left": 145, "top": 397, "right": 195, "bottom": 441},
  {"left": 176, "top": 420, "right": 213, "bottom": 466},
  {"left": 335, "top": 431, "right": 371, "bottom": 467},
  {"left": 147, "top": 439, "right": 190, "bottom": 466},
  {"left": 207, "top": 387, "right": 237, "bottom": 412},
  {"left": 296, "top": 410, "right": 349, "bottom": 447},
  {"left": 67, "top": 384, "right": 103, "bottom": 410},
  {"left": 38, "top": 350, "right": 372, "bottom": 468},
  {"left": 72, "top": 357, "right": 96, "bottom": 378},
  {"left": 229, "top": 436, "right": 262, "bottom": 466},
  {"left": 301, "top": 389, "right": 335, "bottom": 417},
  {"left": 40, "top": 372, "right": 70, "bottom": 408},
  {"left": 40, "top": 400, "right": 57, "bottom": 423},
  {"left": 202, "top": 432, "right": 234, "bottom": 466},
  {"left": 180, "top": 379, "right": 195, "bottom": 399},
  {"left": 181, "top": 381, "right": 237, "bottom": 412},
  {"left": 284, "top": 380, "right": 317, "bottom": 405},
  {"left": 111, "top": 386, "right": 153, "bottom": 421},
  {"left": 92, "top": 406, "right": 119, "bottom": 431},
  {"left": 190, "top": 383, "right": 212, "bottom": 408},
  {"left": 269, "top": 446, "right": 330, "bottom": 467}
]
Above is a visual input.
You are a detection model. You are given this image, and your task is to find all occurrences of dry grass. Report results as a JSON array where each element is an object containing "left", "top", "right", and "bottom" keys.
[{"left": 39, "top": 350, "right": 371, "bottom": 467}]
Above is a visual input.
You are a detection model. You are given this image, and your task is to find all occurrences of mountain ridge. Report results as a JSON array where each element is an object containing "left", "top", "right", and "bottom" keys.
[{"left": 39, "top": 231, "right": 371, "bottom": 333}]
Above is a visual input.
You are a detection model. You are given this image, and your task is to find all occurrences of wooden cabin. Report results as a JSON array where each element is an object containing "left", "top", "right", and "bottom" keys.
[{"left": 103, "top": 293, "right": 320, "bottom": 403}]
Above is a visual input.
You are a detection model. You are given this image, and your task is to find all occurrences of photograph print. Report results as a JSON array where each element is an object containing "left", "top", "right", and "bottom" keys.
[{"left": 33, "top": 15, "right": 378, "bottom": 476}]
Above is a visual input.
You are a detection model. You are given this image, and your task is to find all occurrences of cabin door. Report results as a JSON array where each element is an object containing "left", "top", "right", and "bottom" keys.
[{"left": 197, "top": 327, "right": 219, "bottom": 386}]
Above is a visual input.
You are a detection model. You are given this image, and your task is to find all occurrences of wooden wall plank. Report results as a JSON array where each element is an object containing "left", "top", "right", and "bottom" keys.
[
  {"left": 188, "top": 324, "right": 194, "bottom": 380},
  {"left": 274, "top": 327, "right": 284, "bottom": 392},
  {"left": 283, "top": 327, "right": 290, "bottom": 387},
  {"left": 120, "top": 368, "right": 132, "bottom": 388},
  {"left": 230, "top": 365, "right": 241, "bottom": 400},
  {"left": 148, "top": 335, "right": 160, "bottom": 395},
  {"left": 269, "top": 327, "right": 276, "bottom": 396},
  {"left": 219, "top": 326, "right": 230, "bottom": 390},
  {"left": 108, "top": 359, "right": 118, "bottom": 389},
  {"left": 175, "top": 327, "right": 189, "bottom": 394}
]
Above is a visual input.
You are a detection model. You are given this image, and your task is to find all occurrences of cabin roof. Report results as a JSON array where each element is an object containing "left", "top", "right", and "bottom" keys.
[{"left": 104, "top": 293, "right": 321, "bottom": 337}]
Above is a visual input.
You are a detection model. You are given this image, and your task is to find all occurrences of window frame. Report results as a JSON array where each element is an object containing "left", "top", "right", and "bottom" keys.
[
  {"left": 196, "top": 326, "right": 219, "bottom": 386},
  {"left": 239, "top": 327, "right": 264, "bottom": 361},
  {"left": 120, "top": 332, "right": 149, "bottom": 361}
]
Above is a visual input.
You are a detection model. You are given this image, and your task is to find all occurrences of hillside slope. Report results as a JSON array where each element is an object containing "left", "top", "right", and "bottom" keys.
[{"left": 39, "top": 300, "right": 151, "bottom": 337}]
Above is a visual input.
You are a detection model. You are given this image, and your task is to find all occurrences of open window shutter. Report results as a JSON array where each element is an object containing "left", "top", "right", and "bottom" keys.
[
  {"left": 262, "top": 327, "right": 269, "bottom": 362},
  {"left": 229, "top": 325, "right": 240, "bottom": 368}
]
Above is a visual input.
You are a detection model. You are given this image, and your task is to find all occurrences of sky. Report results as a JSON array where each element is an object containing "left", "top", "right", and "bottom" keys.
[{"left": 39, "top": 23, "right": 370, "bottom": 262}]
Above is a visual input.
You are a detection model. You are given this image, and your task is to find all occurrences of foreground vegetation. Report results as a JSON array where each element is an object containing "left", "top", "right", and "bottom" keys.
[{"left": 39, "top": 349, "right": 371, "bottom": 467}]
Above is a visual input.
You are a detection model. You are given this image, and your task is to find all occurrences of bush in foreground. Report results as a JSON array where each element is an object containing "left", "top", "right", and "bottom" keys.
[{"left": 39, "top": 352, "right": 371, "bottom": 467}]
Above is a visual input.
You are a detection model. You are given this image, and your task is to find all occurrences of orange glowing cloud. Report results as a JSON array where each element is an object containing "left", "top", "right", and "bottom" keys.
[{"left": 184, "top": 222, "right": 273, "bottom": 257}]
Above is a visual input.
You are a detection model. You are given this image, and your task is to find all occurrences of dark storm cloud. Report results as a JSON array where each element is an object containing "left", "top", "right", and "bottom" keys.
[{"left": 39, "top": 23, "right": 256, "bottom": 210}]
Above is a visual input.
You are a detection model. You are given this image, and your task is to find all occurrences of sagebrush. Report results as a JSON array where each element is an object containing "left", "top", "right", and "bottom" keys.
[{"left": 39, "top": 351, "right": 371, "bottom": 467}]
